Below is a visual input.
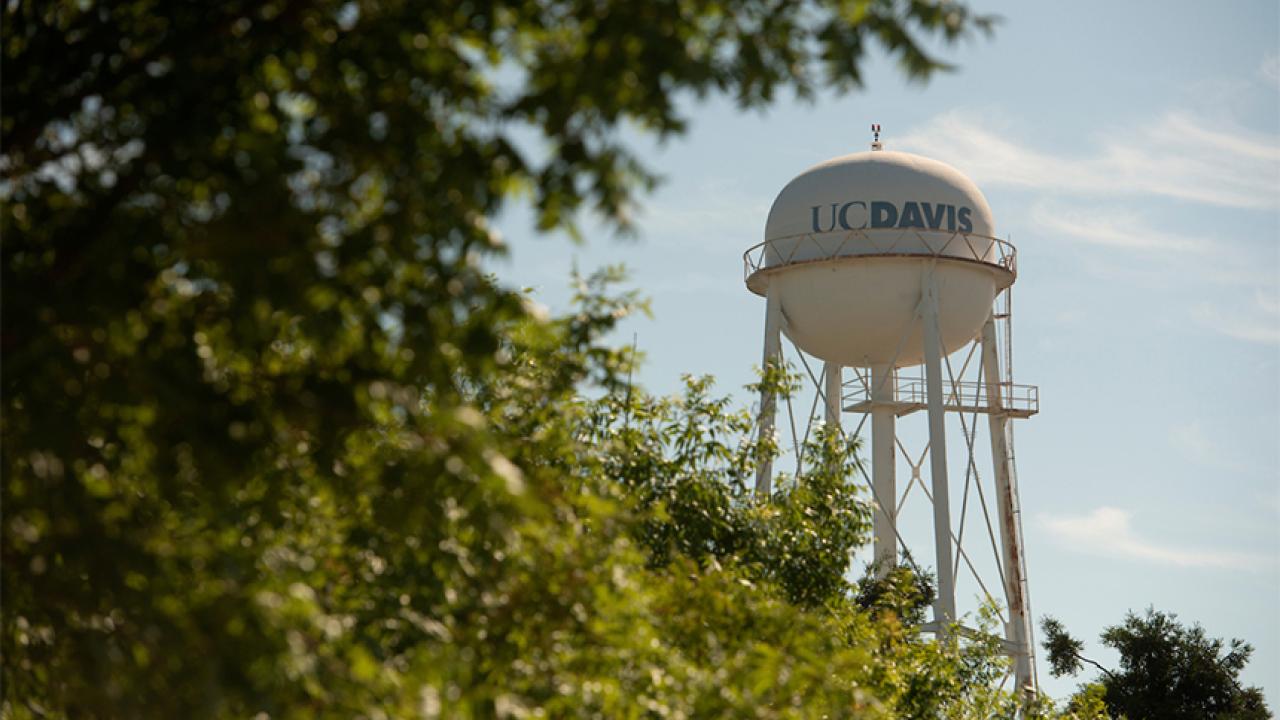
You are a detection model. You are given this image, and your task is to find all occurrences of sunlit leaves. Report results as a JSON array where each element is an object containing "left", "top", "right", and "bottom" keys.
[{"left": 4, "top": 0, "right": 1003, "bottom": 716}]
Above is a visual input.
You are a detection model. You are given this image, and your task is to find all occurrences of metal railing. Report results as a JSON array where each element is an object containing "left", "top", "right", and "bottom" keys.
[
  {"left": 743, "top": 229, "right": 1017, "bottom": 292},
  {"left": 844, "top": 376, "right": 1039, "bottom": 416}
]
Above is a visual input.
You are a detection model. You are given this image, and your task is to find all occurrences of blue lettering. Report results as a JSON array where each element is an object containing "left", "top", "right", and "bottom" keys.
[
  {"left": 870, "top": 201, "right": 898, "bottom": 228},
  {"left": 811, "top": 204, "right": 839, "bottom": 232},
  {"left": 811, "top": 200, "right": 974, "bottom": 233},
  {"left": 898, "top": 201, "right": 925, "bottom": 229},
  {"left": 922, "top": 202, "right": 947, "bottom": 230},
  {"left": 838, "top": 201, "right": 868, "bottom": 230}
]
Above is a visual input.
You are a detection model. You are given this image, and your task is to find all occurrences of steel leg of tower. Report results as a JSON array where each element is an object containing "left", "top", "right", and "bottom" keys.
[
  {"left": 871, "top": 363, "right": 897, "bottom": 575},
  {"left": 823, "top": 362, "right": 844, "bottom": 478},
  {"left": 755, "top": 285, "right": 783, "bottom": 497},
  {"left": 981, "top": 315, "right": 1035, "bottom": 694},
  {"left": 824, "top": 361, "right": 842, "bottom": 426},
  {"left": 921, "top": 271, "right": 957, "bottom": 629}
]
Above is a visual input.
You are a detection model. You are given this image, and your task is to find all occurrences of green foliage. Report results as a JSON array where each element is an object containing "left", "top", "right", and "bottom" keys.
[
  {"left": 576, "top": 374, "right": 1055, "bottom": 719},
  {"left": 1101, "top": 609, "right": 1271, "bottom": 720},
  {"left": 1042, "top": 615, "right": 1088, "bottom": 678},
  {"left": 2, "top": 0, "right": 1018, "bottom": 716},
  {"left": 855, "top": 561, "right": 937, "bottom": 628},
  {"left": 1063, "top": 683, "right": 1113, "bottom": 720},
  {"left": 580, "top": 373, "right": 869, "bottom": 607},
  {"left": 1041, "top": 610, "right": 1272, "bottom": 720}
]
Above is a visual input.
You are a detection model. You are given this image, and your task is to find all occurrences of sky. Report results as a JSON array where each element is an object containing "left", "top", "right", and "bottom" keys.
[{"left": 492, "top": 0, "right": 1280, "bottom": 704}]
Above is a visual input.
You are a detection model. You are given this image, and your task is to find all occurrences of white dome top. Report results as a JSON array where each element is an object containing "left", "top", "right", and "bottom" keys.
[
  {"left": 765, "top": 150, "right": 995, "bottom": 242},
  {"left": 744, "top": 147, "right": 1015, "bottom": 368}
]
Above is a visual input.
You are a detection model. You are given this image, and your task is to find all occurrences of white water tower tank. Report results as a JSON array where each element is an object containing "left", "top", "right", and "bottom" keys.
[
  {"left": 745, "top": 148, "right": 1015, "bottom": 368},
  {"left": 745, "top": 134, "right": 1039, "bottom": 695}
]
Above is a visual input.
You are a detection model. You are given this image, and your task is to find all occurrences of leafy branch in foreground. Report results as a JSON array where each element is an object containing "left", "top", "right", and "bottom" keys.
[{"left": 2, "top": 1, "right": 1041, "bottom": 716}]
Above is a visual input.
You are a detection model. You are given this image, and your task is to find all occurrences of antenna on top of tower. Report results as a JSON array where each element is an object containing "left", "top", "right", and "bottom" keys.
[{"left": 871, "top": 123, "right": 883, "bottom": 151}]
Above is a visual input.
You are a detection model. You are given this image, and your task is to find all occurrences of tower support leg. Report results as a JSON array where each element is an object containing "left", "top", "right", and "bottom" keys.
[
  {"left": 871, "top": 363, "right": 897, "bottom": 575},
  {"left": 981, "top": 315, "right": 1035, "bottom": 695},
  {"left": 755, "top": 285, "right": 783, "bottom": 497},
  {"left": 823, "top": 361, "right": 844, "bottom": 477},
  {"left": 823, "top": 362, "right": 842, "bottom": 426},
  {"left": 921, "top": 273, "right": 957, "bottom": 628}
]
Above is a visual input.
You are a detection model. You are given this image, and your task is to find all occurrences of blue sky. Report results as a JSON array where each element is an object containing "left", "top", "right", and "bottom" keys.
[{"left": 493, "top": 0, "right": 1280, "bottom": 704}]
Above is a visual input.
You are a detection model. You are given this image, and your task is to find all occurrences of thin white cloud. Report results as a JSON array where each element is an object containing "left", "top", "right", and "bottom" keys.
[
  {"left": 1168, "top": 421, "right": 1260, "bottom": 475},
  {"left": 1029, "top": 201, "right": 1209, "bottom": 253},
  {"left": 897, "top": 110, "right": 1280, "bottom": 210},
  {"left": 1192, "top": 289, "right": 1280, "bottom": 346},
  {"left": 1262, "top": 51, "right": 1280, "bottom": 87},
  {"left": 1040, "top": 506, "right": 1266, "bottom": 570},
  {"left": 1170, "top": 421, "right": 1214, "bottom": 463},
  {"left": 1257, "top": 287, "right": 1280, "bottom": 315},
  {"left": 1261, "top": 490, "right": 1280, "bottom": 518},
  {"left": 1027, "top": 200, "right": 1274, "bottom": 296},
  {"left": 638, "top": 179, "right": 770, "bottom": 248}
]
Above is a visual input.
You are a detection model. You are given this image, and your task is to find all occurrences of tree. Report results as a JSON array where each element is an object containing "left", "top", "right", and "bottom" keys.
[
  {"left": 3, "top": 0, "right": 1001, "bottom": 716},
  {"left": 1041, "top": 610, "right": 1272, "bottom": 720},
  {"left": 574, "top": 371, "right": 1045, "bottom": 718}
]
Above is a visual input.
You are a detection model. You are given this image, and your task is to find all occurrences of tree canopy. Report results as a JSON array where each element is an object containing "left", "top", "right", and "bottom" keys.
[
  {"left": 0, "top": 0, "right": 1062, "bottom": 717},
  {"left": 1041, "top": 610, "right": 1272, "bottom": 720}
]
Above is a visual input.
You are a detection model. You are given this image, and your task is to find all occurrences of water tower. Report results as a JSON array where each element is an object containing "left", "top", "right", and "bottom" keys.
[{"left": 745, "top": 127, "right": 1039, "bottom": 694}]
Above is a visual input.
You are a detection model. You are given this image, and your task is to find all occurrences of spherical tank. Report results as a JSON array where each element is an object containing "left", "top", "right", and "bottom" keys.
[{"left": 746, "top": 149, "right": 1015, "bottom": 368}]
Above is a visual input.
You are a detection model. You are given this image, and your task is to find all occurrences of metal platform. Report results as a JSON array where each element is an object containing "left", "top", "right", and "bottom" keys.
[
  {"left": 843, "top": 377, "right": 1039, "bottom": 418},
  {"left": 743, "top": 228, "right": 1018, "bottom": 296}
]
